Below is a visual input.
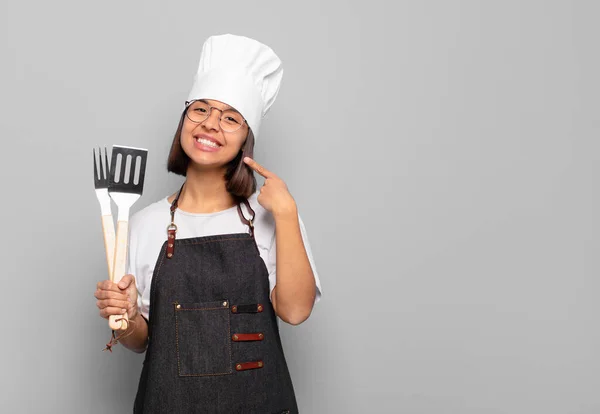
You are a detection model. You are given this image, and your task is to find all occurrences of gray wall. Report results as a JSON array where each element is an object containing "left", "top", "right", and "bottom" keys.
[{"left": 1, "top": 1, "right": 598, "bottom": 413}]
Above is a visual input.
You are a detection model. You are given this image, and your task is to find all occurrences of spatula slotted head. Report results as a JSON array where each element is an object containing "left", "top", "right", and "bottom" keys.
[{"left": 109, "top": 145, "right": 148, "bottom": 195}]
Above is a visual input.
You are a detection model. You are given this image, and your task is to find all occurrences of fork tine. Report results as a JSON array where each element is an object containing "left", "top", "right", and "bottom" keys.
[
  {"left": 102, "top": 146, "right": 108, "bottom": 181},
  {"left": 105, "top": 147, "right": 110, "bottom": 180},
  {"left": 93, "top": 148, "right": 99, "bottom": 185},
  {"left": 98, "top": 147, "right": 103, "bottom": 180}
]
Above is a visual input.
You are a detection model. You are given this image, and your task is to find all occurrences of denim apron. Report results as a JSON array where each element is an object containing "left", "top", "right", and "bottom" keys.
[{"left": 133, "top": 190, "right": 298, "bottom": 413}]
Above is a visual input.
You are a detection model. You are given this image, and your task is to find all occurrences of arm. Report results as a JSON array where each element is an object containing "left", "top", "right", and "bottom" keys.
[
  {"left": 243, "top": 156, "right": 317, "bottom": 325},
  {"left": 271, "top": 207, "right": 317, "bottom": 325},
  {"left": 95, "top": 275, "right": 149, "bottom": 353},
  {"left": 117, "top": 311, "right": 149, "bottom": 353}
]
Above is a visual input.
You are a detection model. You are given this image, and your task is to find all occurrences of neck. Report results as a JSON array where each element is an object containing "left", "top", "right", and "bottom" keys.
[{"left": 175, "top": 167, "right": 236, "bottom": 214}]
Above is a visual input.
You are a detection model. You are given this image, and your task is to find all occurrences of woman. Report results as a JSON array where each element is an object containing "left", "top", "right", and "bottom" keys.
[{"left": 94, "top": 34, "right": 322, "bottom": 413}]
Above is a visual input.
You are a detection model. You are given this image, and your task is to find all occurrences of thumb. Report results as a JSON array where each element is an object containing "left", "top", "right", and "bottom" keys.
[{"left": 118, "top": 274, "right": 135, "bottom": 290}]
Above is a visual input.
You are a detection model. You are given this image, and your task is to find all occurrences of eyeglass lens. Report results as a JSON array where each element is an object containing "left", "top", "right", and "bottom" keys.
[{"left": 186, "top": 101, "right": 245, "bottom": 132}]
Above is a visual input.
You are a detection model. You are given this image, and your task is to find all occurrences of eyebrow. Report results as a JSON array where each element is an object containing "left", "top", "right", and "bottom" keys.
[{"left": 197, "top": 99, "right": 241, "bottom": 115}]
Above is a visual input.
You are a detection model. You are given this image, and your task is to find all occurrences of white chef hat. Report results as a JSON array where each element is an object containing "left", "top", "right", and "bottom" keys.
[{"left": 186, "top": 34, "right": 283, "bottom": 139}]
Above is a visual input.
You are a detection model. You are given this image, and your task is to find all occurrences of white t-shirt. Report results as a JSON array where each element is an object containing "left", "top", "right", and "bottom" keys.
[{"left": 127, "top": 191, "right": 322, "bottom": 320}]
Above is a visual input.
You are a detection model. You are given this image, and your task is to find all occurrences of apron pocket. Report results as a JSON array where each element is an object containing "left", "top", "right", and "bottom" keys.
[{"left": 174, "top": 300, "right": 232, "bottom": 376}]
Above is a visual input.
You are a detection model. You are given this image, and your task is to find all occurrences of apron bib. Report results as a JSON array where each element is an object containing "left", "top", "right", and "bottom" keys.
[{"left": 133, "top": 192, "right": 297, "bottom": 413}]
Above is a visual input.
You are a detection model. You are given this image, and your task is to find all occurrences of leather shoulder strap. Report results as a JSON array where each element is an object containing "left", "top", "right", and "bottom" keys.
[{"left": 236, "top": 198, "right": 256, "bottom": 237}]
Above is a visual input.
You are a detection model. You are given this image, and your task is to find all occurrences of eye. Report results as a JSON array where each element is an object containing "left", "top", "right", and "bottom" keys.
[
  {"left": 224, "top": 116, "right": 241, "bottom": 124},
  {"left": 222, "top": 111, "right": 243, "bottom": 124},
  {"left": 194, "top": 107, "right": 208, "bottom": 113}
]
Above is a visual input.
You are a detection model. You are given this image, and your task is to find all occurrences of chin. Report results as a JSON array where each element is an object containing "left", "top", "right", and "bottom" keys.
[
  {"left": 185, "top": 148, "right": 236, "bottom": 170},
  {"left": 182, "top": 135, "right": 241, "bottom": 168}
]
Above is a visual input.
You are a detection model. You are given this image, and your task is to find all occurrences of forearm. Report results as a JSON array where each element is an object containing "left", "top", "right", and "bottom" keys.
[
  {"left": 273, "top": 209, "right": 316, "bottom": 325},
  {"left": 117, "top": 312, "right": 149, "bottom": 353}
]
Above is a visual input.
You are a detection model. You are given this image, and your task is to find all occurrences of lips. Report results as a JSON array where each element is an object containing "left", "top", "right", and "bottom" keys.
[
  {"left": 193, "top": 134, "right": 222, "bottom": 147},
  {"left": 192, "top": 133, "right": 223, "bottom": 152}
]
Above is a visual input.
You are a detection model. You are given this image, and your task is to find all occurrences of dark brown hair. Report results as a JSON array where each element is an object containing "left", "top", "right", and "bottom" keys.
[{"left": 166, "top": 108, "right": 257, "bottom": 199}]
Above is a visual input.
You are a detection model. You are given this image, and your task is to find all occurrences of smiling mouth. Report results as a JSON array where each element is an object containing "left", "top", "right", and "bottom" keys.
[{"left": 196, "top": 137, "right": 221, "bottom": 148}]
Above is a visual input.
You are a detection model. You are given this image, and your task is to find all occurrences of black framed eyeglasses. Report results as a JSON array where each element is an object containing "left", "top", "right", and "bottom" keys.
[{"left": 184, "top": 100, "right": 247, "bottom": 133}]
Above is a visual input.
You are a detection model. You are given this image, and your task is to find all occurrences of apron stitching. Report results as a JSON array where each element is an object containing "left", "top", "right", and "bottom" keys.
[
  {"left": 152, "top": 246, "right": 167, "bottom": 299},
  {"left": 174, "top": 306, "right": 233, "bottom": 377},
  {"left": 227, "top": 303, "right": 233, "bottom": 374},
  {"left": 176, "top": 236, "right": 253, "bottom": 246},
  {"left": 175, "top": 309, "right": 181, "bottom": 376},
  {"left": 178, "top": 372, "right": 232, "bottom": 377},
  {"left": 146, "top": 244, "right": 167, "bottom": 336}
]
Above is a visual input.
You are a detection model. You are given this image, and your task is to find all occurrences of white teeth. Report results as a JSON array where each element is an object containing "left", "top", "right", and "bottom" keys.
[{"left": 196, "top": 138, "right": 220, "bottom": 148}]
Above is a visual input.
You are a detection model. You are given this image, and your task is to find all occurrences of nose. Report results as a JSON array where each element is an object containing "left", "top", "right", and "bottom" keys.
[{"left": 201, "top": 107, "right": 222, "bottom": 131}]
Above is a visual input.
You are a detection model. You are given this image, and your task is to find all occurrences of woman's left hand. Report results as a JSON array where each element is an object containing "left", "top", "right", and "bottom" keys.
[{"left": 244, "top": 157, "right": 297, "bottom": 217}]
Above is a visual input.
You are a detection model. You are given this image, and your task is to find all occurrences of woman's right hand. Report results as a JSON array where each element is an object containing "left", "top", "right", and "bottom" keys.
[{"left": 95, "top": 274, "right": 139, "bottom": 321}]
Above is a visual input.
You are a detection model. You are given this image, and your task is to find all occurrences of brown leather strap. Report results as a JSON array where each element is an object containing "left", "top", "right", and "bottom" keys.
[
  {"left": 235, "top": 360, "right": 264, "bottom": 371},
  {"left": 170, "top": 182, "right": 185, "bottom": 222},
  {"left": 231, "top": 333, "right": 264, "bottom": 342},
  {"left": 236, "top": 198, "right": 256, "bottom": 237},
  {"left": 166, "top": 183, "right": 185, "bottom": 259},
  {"left": 231, "top": 303, "right": 264, "bottom": 314},
  {"left": 167, "top": 182, "right": 255, "bottom": 259},
  {"left": 166, "top": 227, "right": 176, "bottom": 258}
]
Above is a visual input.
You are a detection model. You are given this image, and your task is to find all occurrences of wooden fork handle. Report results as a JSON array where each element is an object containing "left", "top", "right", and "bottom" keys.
[
  {"left": 109, "top": 314, "right": 129, "bottom": 331},
  {"left": 108, "top": 220, "right": 130, "bottom": 331},
  {"left": 101, "top": 214, "right": 116, "bottom": 279}
]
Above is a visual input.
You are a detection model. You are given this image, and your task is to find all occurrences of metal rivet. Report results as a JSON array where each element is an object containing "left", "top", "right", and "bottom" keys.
[
  {"left": 236, "top": 364, "right": 242, "bottom": 370},
  {"left": 258, "top": 333, "right": 264, "bottom": 339},
  {"left": 222, "top": 301, "right": 228, "bottom": 307},
  {"left": 168, "top": 243, "right": 173, "bottom": 248},
  {"left": 167, "top": 253, "right": 173, "bottom": 258},
  {"left": 169, "top": 234, "right": 174, "bottom": 239},
  {"left": 232, "top": 306, "right": 237, "bottom": 313},
  {"left": 232, "top": 335, "right": 238, "bottom": 341},
  {"left": 258, "top": 361, "right": 263, "bottom": 367},
  {"left": 257, "top": 305, "right": 263, "bottom": 312},
  {"left": 176, "top": 304, "right": 181, "bottom": 309}
]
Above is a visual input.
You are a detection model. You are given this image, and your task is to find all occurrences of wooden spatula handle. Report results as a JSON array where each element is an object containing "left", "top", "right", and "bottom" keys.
[{"left": 109, "top": 219, "right": 130, "bottom": 331}]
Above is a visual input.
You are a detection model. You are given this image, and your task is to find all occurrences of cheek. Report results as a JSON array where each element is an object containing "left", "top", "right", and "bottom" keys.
[
  {"left": 178, "top": 123, "right": 197, "bottom": 159},
  {"left": 181, "top": 120, "right": 195, "bottom": 139},
  {"left": 233, "top": 139, "right": 245, "bottom": 152},
  {"left": 228, "top": 129, "right": 248, "bottom": 151}
]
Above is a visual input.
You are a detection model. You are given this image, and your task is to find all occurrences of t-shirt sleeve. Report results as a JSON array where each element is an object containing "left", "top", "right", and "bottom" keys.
[
  {"left": 126, "top": 214, "right": 145, "bottom": 312},
  {"left": 266, "top": 213, "right": 322, "bottom": 304}
]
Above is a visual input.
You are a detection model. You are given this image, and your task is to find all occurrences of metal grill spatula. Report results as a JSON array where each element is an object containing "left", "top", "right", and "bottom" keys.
[{"left": 108, "top": 145, "right": 148, "bottom": 330}]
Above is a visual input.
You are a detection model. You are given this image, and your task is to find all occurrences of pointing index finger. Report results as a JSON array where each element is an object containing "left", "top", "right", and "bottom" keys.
[{"left": 244, "top": 157, "right": 275, "bottom": 178}]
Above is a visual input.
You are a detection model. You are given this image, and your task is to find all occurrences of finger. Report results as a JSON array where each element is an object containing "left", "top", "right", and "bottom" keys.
[
  {"left": 243, "top": 157, "right": 276, "bottom": 179},
  {"left": 99, "top": 307, "right": 128, "bottom": 319},
  {"left": 262, "top": 176, "right": 282, "bottom": 186},
  {"left": 125, "top": 285, "right": 138, "bottom": 301},
  {"left": 97, "top": 298, "right": 130, "bottom": 310},
  {"left": 95, "top": 290, "right": 128, "bottom": 301},
  {"left": 96, "top": 280, "right": 123, "bottom": 293},
  {"left": 118, "top": 274, "right": 136, "bottom": 290}
]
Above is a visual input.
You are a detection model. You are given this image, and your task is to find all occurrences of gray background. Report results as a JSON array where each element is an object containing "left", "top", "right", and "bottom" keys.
[{"left": 0, "top": 0, "right": 598, "bottom": 413}]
